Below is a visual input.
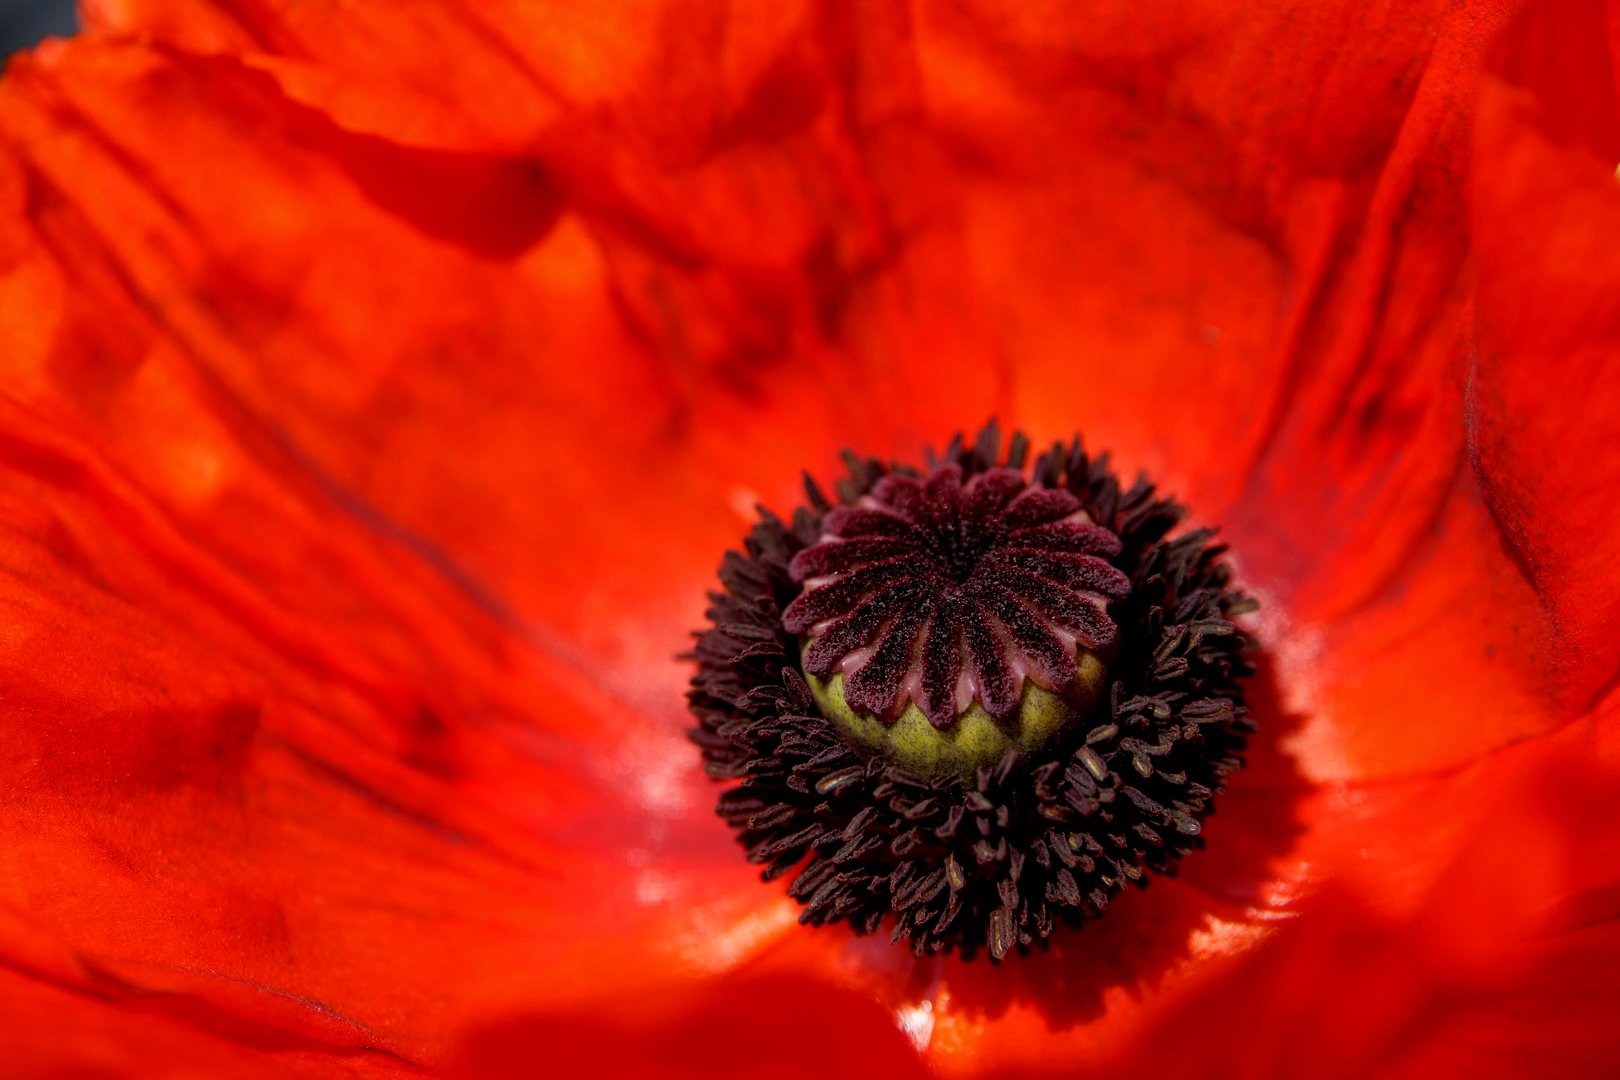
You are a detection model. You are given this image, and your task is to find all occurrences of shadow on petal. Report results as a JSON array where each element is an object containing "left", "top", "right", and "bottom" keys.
[{"left": 448, "top": 973, "right": 931, "bottom": 1080}]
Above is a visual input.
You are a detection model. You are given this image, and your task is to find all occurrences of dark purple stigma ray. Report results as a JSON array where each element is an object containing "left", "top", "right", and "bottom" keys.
[
  {"left": 788, "top": 537, "right": 912, "bottom": 579},
  {"left": 918, "top": 601, "right": 963, "bottom": 726},
  {"left": 842, "top": 595, "right": 936, "bottom": 716},
  {"left": 786, "top": 463, "right": 1127, "bottom": 728},
  {"left": 1006, "top": 520, "right": 1123, "bottom": 556},
  {"left": 801, "top": 580, "right": 917, "bottom": 676},
  {"left": 961, "top": 605, "right": 1022, "bottom": 719},
  {"left": 984, "top": 548, "right": 1130, "bottom": 596},
  {"left": 978, "top": 564, "right": 1125, "bottom": 648},
  {"left": 966, "top": 582, "right": 1077, "bottom": 688},
  {"left": 963, "top": 468, "right": 1028, "bottom": 519},
  {"left": 1002, "top": 487, "right": 1083, "bottom": 529},
  {"left": 781, "top": 560, "right": 910, "bottom": 634},
  {"left": 819, "top": 506, "right": 913, "bottom": 539}
]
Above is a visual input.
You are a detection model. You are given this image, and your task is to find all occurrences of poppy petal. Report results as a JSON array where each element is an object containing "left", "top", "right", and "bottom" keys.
[
  {"left": 449, "top": 973, "right": 932, "bottom": 1080},
  {"left": 0, "top": 380, "right": 771, "bottom": 1066},
  {"left": 25, "top": 8, "right": 1535, "bottom": 790},
  {"left": 3, "top": 2, "right": 1614, "bottom": 1076},
  {"left": 0, "top": 959, "right": 414, "bottom": 1078},
  {"left": 0, "top": 32, "right": 836, "bottom": 1071},
  {"left": 1093, "top": 700, "right": 1620, "bottom": 1079},
  {"left": 1470, "top": 0, "right": 1620, "bottom": 709}
]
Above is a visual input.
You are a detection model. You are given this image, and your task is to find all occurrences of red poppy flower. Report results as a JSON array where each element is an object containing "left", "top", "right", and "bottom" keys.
[{"left": 0, "top": 0, "right": 1617, "bottom": 1076}]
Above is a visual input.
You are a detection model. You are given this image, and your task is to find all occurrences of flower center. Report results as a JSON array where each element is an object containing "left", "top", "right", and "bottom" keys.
[
  {"left": 686, "top": 422, "right": 1258, "bottom": 962},
  {"left": 782, "top": 463, "right": 1130, "bottom": 778}
]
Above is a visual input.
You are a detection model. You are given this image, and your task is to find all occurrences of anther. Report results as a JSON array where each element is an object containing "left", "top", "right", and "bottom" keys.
[{"left": 686, "top": 420, "right": 1257, "bottom": 961}]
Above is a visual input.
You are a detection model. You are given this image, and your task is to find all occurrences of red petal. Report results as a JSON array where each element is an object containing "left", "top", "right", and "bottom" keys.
[
  {"left": 0, "top": 382, "right": 752, "bottom": 1064},
  {"left": 1, "top": 2, "right": 1614, "bottom": 1076},
  {"left": 1471, "top": 0, "right": 1620, "bottom": 707},
  {"left": 57, "top": 1, "right": 1551, "bottom": 783},
  {"left": 0, "top": 36, "right": 827, "bottom": 1071},
  {"left": 449, "top": 974, "right": 931, "bottom": 1080},
  {"left": 0, "top": 959, "right": 414, "bottom": 1078},
  {"left": 1095, "top": 702, "right": 1620, "bottom": 1079}
]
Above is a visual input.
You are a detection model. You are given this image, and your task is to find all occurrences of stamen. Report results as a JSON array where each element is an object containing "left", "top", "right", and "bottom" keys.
[{"left": 687, "top": 421, "right": 1257, "bottom": 961}]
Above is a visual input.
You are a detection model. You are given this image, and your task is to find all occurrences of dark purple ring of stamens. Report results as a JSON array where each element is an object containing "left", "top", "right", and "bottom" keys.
[
  {"left": 782, "top": 464, "right": 1131, "bottom": 727},
  {"left": 686, "top": 422, "right": 1257, "bottom": 962}
]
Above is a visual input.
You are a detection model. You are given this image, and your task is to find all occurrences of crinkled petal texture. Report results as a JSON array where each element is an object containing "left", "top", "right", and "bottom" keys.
[{"left": 0, "top": 0, "right": 1617, "bottom": 1076}]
